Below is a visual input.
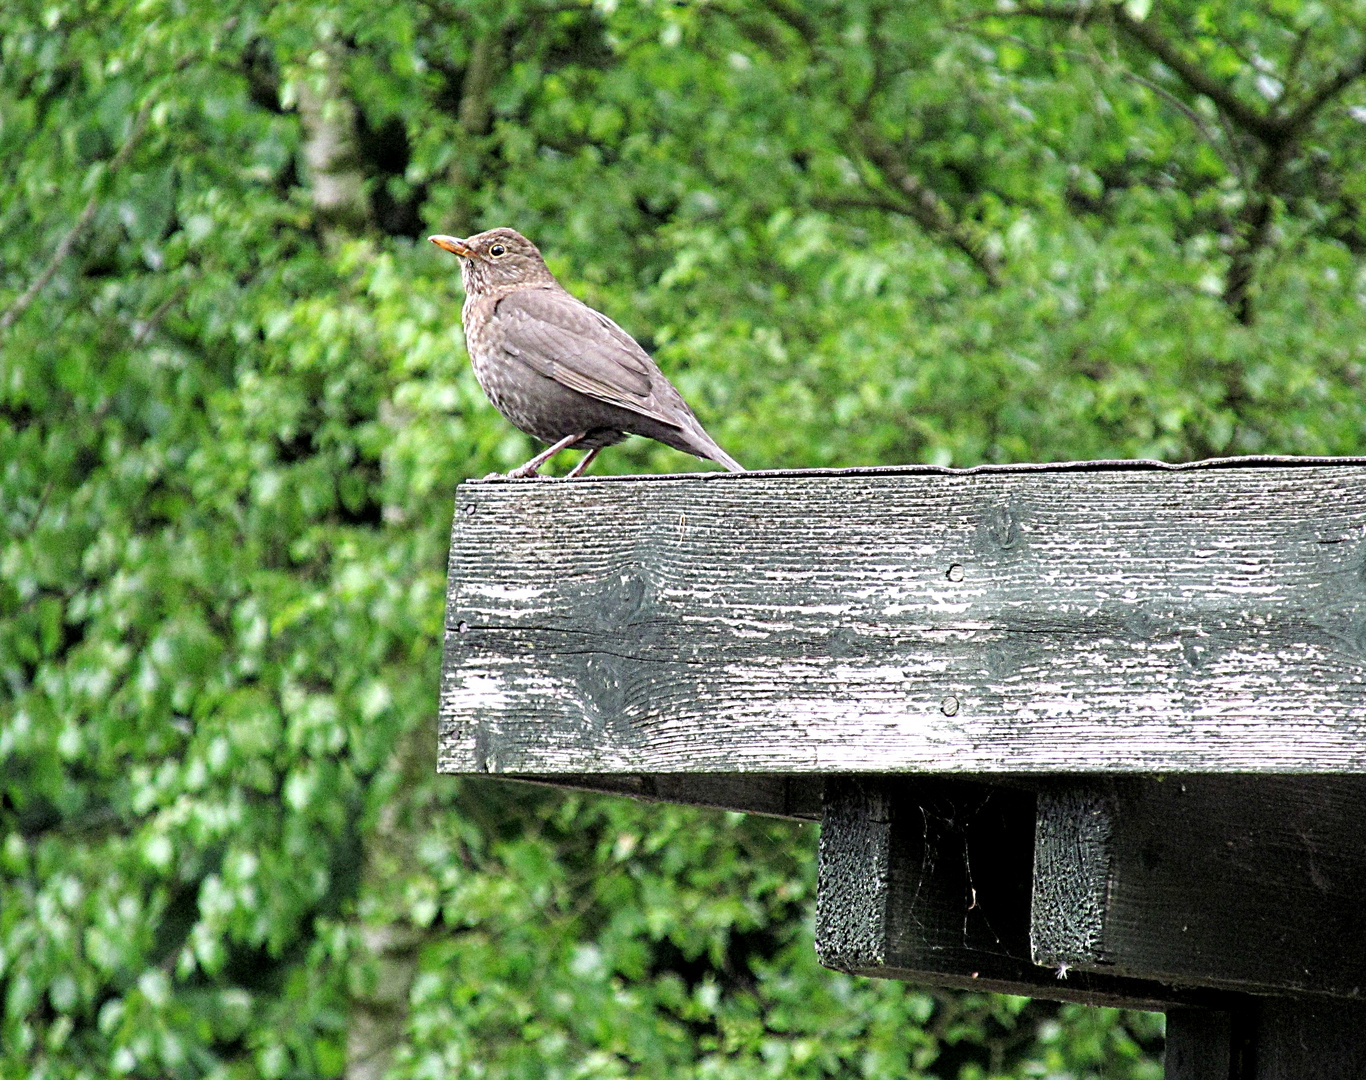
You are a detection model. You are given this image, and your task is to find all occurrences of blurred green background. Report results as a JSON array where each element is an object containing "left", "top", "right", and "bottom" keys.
[{"left": 3, "top": 0, "right": 1364, "bottom": 1075}]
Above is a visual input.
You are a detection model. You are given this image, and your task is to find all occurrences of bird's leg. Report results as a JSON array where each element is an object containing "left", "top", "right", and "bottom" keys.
[
  {"left": 565, "top": 448, "right": 600, "bottom": 479},
  {"left": 504, "top": 432, "right": 586, "bottom": 480}
]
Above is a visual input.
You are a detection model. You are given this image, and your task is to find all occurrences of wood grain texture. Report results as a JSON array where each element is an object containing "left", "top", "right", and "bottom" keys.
[
  {"left": 1164, "top": 1009, "right": 1240, "bottom": 1080},
  {"left": 1030, "top": 788, "right": 1113, "bottom": 962},
  {"left": 1251, "top": 999, "right": 1366, "bottom": 1079},
  {"left": 440, "top": 463, "right": 1366, "bottom": 776},
  {"left": 1164, "top": 1001, "right": 1366, "bottom": 1079},
  {"left": 1158, "top": 1010, "right": 1251, "bottom": 1080},
  {"left": 1030, "top": 777, "right": 1366, "bottom": 998}
]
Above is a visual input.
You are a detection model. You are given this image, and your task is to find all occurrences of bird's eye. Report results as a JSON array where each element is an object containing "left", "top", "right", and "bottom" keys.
[{"left": 489, "top": 244, "right": 506, "bottom": 257}]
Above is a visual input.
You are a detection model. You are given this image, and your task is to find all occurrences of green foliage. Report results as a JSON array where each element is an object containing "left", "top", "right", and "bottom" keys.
[{"left": 2, "top": 0, "right": 1364, "bottom": 1075}]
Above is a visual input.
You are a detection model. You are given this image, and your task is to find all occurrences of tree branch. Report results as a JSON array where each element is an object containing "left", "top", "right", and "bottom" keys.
[
  {"left": 1125, "top": 68, "right": 1251, "bottom": 186},
  {"left": 1282, "top": 24, "right": 1313, "bottom": 101},
  {"left": 1222, "top": 141, "right": 1290, "bottom": 323},
  {"left": 1009, "top": 3, "right": 1281, "bottom": 143},
  {"left": 812, "top": 194, "right": 925, "bottom": 217},
  {"left": 1107, "top": 6, "right": 1284, "bottom": 141},
  {"left": 856, "top": 128, "right": 1003, "bottom": 286},
  {"left": 1283, "top": 48, "right": 1366, "bottom": 131},
  {"left": 131, "top": 283, "right": 189, "bottom": 345},
  {"left": 0, "top": 34, "right": 215, "bottom": 340},
  {"left": 756, "top": 0, "right": 821, "bottom": 48},
  {"left": 442, "top": 23, "right": 506, "bottom": 236},
  {"left": 996, "top": 4, "right": 1363, "bottom": 323},
  {"left": 0, "top": 96, "right": 154, "bottom": 337},
  {"left": 457, "top": 27, "right": 500, "bottom": 137}
]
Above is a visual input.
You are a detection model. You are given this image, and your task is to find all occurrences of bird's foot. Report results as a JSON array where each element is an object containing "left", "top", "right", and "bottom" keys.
[
  {"left": 480, "top": 469, "right": 539, "bottom": 481},
  {"left": 503, "top": 464, "right": 543, "bottom": 480}
]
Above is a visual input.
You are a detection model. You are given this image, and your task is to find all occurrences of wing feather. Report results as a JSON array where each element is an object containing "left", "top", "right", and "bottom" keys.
[{"left": 492, "top": 288, "right": 681, "bottom": 426}]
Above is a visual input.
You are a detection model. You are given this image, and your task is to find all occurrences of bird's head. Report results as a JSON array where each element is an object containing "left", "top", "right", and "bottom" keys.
[{"left": 429, "top": 228, "right": 555, "bottom": 293}]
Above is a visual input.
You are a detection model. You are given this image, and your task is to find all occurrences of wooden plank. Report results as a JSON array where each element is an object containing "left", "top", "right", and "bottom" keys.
[
  {"left": 1030, "top": 777, "right": 1366, "bottom": 998},
  {"left": 813, "top": 778, "right": 1230, "bottom": 1010},
  {"left": 1166, "top": 1001, "right": 1366, "bottom": 1080},
  {"left": 440, "top": 463, "right": 1366, "bottom": 776}
]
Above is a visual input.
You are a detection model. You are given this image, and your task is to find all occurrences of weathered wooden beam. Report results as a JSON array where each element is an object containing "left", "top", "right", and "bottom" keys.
[
  {"left": 441, "top": 460, "right": 1366, "bottom": 778},
  {"left": 1030, "top": 776, "right": 1366, "bottom": 999}
]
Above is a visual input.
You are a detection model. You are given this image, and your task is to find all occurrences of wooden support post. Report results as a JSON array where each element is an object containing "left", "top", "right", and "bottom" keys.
[
  {"left": 1166, "top": 1002, "right": 1366, "bottom": 1080},
  {"left": 1164, "top": 1008, "right": 1246, "bottom": 1080},
  {"left": 438, "top": 460, "right": 1366, "bottom": 1078}
]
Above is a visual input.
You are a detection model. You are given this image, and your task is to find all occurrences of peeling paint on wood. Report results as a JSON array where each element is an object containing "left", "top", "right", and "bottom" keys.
[{"left": 439, "top": 463, "right": 1366, "bottom": 777}]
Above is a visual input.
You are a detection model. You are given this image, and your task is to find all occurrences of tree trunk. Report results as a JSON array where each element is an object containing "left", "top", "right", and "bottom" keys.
[
  {"left": 345, "top": 721, "right": 439, "bottom": 1080},
  {"left": 296, "top": 44, "right": 370, "bottom": 235}
]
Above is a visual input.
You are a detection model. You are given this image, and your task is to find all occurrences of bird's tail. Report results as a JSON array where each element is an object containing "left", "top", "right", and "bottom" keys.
[
  {"left": 689, "top": 427, "right": 744, "bottom": 472},
  {"left": 708, "top": 444, "right": 745, "bottom": 472},
  {"left": 663, "top": 415, "right": 745, "bottom": 472}
]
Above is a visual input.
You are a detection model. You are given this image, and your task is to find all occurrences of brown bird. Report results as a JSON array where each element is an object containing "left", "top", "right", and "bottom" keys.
[{"left": 429, "top": 228, "right": 744, "bottom": 479}]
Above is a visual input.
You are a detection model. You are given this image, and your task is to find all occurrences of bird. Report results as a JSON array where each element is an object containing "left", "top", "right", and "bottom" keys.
[{"left": 429, "top": 228, "right": 744, "bottom": 479}]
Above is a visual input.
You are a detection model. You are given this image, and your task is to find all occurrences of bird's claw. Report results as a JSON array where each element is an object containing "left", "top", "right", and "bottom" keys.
[{"left": 476, "top": 466, "right": 559, "bottom": 482}]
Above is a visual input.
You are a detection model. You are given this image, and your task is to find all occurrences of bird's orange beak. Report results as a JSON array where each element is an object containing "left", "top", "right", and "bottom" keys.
[{"left": 429, "top": 235, "right": 473, "bottom": 257}]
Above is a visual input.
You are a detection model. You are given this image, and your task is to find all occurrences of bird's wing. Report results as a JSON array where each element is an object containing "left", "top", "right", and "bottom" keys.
[{"left": 491, "top": 288, "right": 688, "bottom": 428}]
